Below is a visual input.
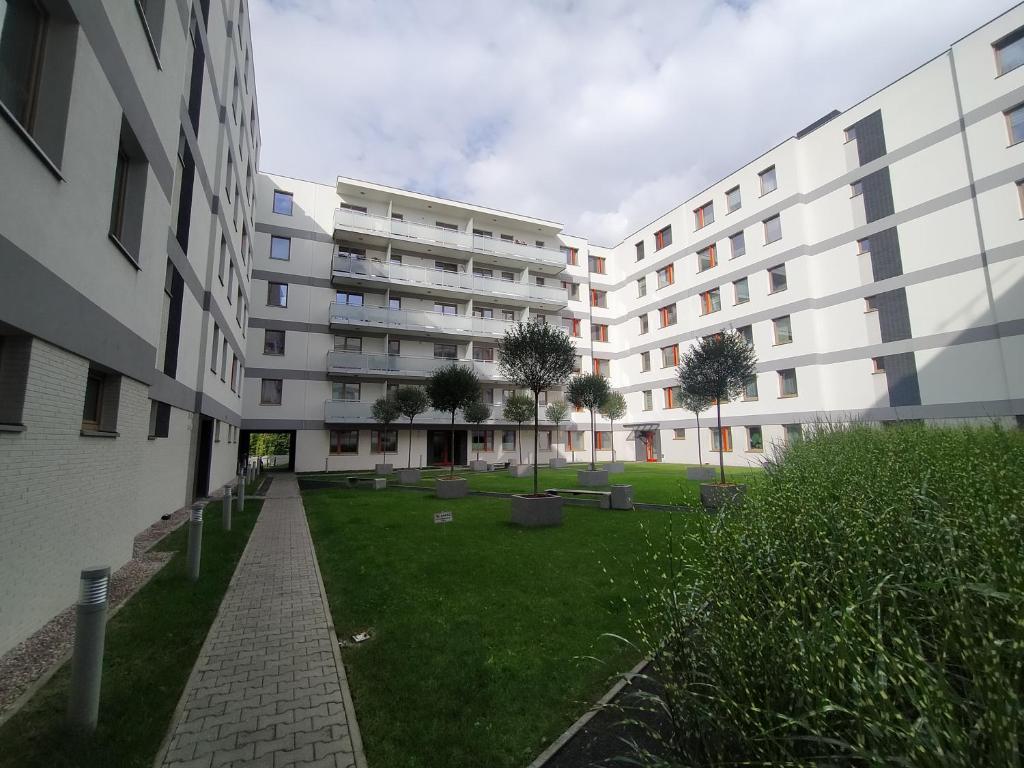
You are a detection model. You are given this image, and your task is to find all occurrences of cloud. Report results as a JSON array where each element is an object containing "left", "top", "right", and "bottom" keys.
[{"left": 251, "top": 0, "right": 1013, "bottom": 245}]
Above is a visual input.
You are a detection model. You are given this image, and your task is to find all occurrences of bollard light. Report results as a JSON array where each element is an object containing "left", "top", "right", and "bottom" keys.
[
  {"left": 223, "top": 487, "right": 233, "bottom": 531},
  {"left": 187, "top": 504, "right": 204, "bottom": 581},
  {"left": 67, "top": 566, "right": 110, "bottom": 733},
  {"left": 238, "top": 471, "right": 246, "bottom": 510}
]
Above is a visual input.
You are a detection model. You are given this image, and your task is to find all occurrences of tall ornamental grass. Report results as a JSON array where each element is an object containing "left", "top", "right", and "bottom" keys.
[{"left": 626, "top": 424, "right": 1024, "bottom": 766}]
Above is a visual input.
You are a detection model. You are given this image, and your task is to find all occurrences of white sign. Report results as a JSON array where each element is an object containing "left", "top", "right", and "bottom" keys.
[{"left": 434, "top": 511, "right": 453, "bottom": 524}]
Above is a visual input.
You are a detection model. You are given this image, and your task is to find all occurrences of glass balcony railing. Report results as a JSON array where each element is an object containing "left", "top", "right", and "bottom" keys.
[
  {"left": 323, "top": 399, "right": 555, "bottom": 424},
  {"left": 328, "top": 302, "right": 515, "bottom": 338},
  {"left": 332, "top": 255, "right": 567, "bottom": 305},
  {"left": 326, "top": 351, "right": 503, "bottom": 379}
]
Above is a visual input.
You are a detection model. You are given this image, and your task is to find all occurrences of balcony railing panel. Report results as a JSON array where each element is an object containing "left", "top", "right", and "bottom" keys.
[
  {"left": 328, "top": 303, "right": 514, "bottom": 338},
  {"left": 324, "top": 400, "right": 554, "bottom": 424}
]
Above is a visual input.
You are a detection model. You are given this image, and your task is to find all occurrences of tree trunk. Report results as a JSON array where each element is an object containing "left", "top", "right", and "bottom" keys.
[
  {"left": 716, "top": 400, "right": 725, "bottom": 485},
  {"left": 450, "top": 411, "right": 456, "bottom": 478},
  {"left": 518, "top": 425, "right": 522, "bottom": 464},
  {"left": 408, "top": 417, "right": 414, "bottom": 468},
  {"left": 590, "top": 408, "right": 596, "bottom": 471},
  {"left": 533, "top": 392, "right": 540, "bottom": 495},
  {"left": 610, "top": 419, "right": 615, "bottom": 461},
  {"left": 696, "top": 413, "right": 702, "bottom": 466}
]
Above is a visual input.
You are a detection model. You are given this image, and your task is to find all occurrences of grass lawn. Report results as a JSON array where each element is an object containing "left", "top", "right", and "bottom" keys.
[
  {"left": 417, "top": 461, "right": 761, "bottom": 505},
  {"left": 304, "top": 485, "right": 695, "bottom": 767},
  {"left": 0, "top": 498, "right": 262, "bottom": 768}
]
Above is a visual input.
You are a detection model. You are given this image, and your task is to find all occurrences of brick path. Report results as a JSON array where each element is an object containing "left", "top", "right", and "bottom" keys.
[{"left": 157, "top": 475, "right": 365, "bottom": 768}]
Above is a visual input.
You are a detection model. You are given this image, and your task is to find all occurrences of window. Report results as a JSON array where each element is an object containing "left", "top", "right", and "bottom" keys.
[
  {"left": 857, "top": 237, "right": 871, "bottom": 254},
  {"left": 337, "top": 291, "right": 363, "bottom": 306},
  {"left": 743, "top": 375, "right": 758, "bottom": 401},
  {"left": 635, "top": 241, "right": 645, "bottom": 261},
  {"left": 763, "top": 214, "right": 782, "bottom": 244},
  {"left": 218, "top": 236, "right": 227, "bottom": 283},
  {"left": 759, "top": 166, "right": 777, "bottom": 195},
  {"left": 230, "top": 355, "right": 238, "bottom": 392},
  {"left": 1, "top": 0, "right": 47, "bottom": 130},
  {"left": 267, "top": 282, "right": 288, "bottom": 307},
  {"left": 850, "top": 180, "right": 864, "bottom": 197},
  {"left": 272, "top": 190, "right": 293, "bottom": 215},
  {"left": 995, "top": 27, "right": 1024, "bottom": 75},
  {"left": 473, "top": 345, "right": 494, "bottom": 362},
  {"left": 565, "top": 317, "right": 581, "bottom": 337},
  {"left": 593, "top": 358, "right": 610, "bottom": 377},
  {"left": 697, "top": 245, "right": 717, "bottom": 272},
  {"left": 82, "top": 369, "right": 119, "bottom": 433},
  {"left": 768, "top": 264, "right": 788, "bottom": 293},
  {"left": 785, "top": 423, "right": 803, "bottom": 444},
  {"left": 595, "top": 431, "right": 612, "bottom": 450},
  {"left": 726, "top": 186, "right": 741, "bottom": 213},
  {"left": 661, "top": 344, "right": 679, "bottom": 368},
  {"left": 471, "top": 430, "right": 494, "bottom": 451},
  {"left": 370, "top": 429, "right": 398, "bottom": 454},
  {"left": 729, "top": 231, "right": 746, "bottom": 258},
  {"left": 264, "top": 329, "right": 285, "bottom": 355},
  {"left": 435, "top": 221, "right": 458, "bottom": 231},
  {"left": 270, "top": 235, "right": 290, "bottom": 260},
  {"left": 330, "top": 429, "right": 359, "bottom": 454},
  {"left": 148, "top": 400, "right": 171, "bottom": 439},
  {"left": 259, "top": 378, "right": 282, "bottom": 405},
  {"left": 1007, "top": 104, "right": 1024, "bottom": 144},
  {"left": 108, "top": 120, "right": 148, "bottom": 263},
  {"left": 473, "top": 306, "right": 493, "bottom": 320},
  {"left": 655, "top": 225, "right": 672, "bottom": 250},
  {"left": 737, "top": 325, "right": 753, "bottom": 347},
  {"left": 434, "top": 302, "right": 455, "bottom": 315},
  {"left": 673, "top": 428, "right": 686, "bottom": 440},
  {"left": 589, "top": 255, "right": 606, "bottom": 274},
  {"left": 711, "top": 427, "right": 732, "bottom": 452},
  {"left": 659, "top": 304, "right": 677, "bottom": 327},
  {"left": 566, "top": 431, "right": 585, "bottom": 450},
  {"left": 502, "top": 430, "right": 516, "bottom": 450},
  {"left": 561, "top": 246, "right": 578, "bottom": 265},
  {"left": 502, "top": 309, "right": 515, "bottom": 322},
  {"left": 538, "top": 429, "right": 551, "bottom": 450},
  {"left": 747, "top": 426, "right": 763, "bottom": 451},
  {"left": 389, "top": 297, "right": 401, "bottom": 311},
  {"left": 872, "top": 356, "right": 886, "bottom": 373},
  {"left": 591, "top": 289, "right": 607, "bottom": 308},
  {"left": 640, "top": 351, "right": 651, "bottom": 372},
  {"left": 700, "top": 288, "right": 721, "bottom": 315},
  {"left": 388, "top": 339, "right": 400, "bottom": 356},
  {"left": 221, "top": 339, "right": 228, "bottom": 381},
  {"left": 734, "top": 277, "right": 749, "bottom": 304},
  {"left": 434, "top": 343, "right": 457, "bottom": 359},
  {"left": 336, "top": 336, "right": 361, "bottom": 352},
  {"left": 639, "top": 314, "right": 649, "bottom": 335},
  {"left": 227, "top": 264, "right": 235, "bottom": 300},
  {"left": 865, "top": 295, "right": 879, "bottom": 312},
  {"left": 694, "top": 201, "right": 714, "bottom": 229},
  {"left": 663, "top": 387, "right": 677, "bottom": 408},
  {"left": 778, "top": 368, "right": 799, "bottom": 397},
  {"left": 332, "top": 382, "right": 360, "bottom": 401},
  {"left": 339, "top": 202, "right": 367, "bottom": 214},
  {"left": 637, "top": 277, "right": 647, "bottom": 297},
  {"left": 844, "top": 126, "right": 857, "bottom": 143},
  {"left": 564, "top": 281, "right": 580, "bottom": 300},
  {"left": 773, "top": 315, "right": 793, "bottom": 344},
  {"left": 642, "top": 390, "right": 653, "bottom": 411},
  {"left": 592, "top": 323, "right": 609, "bottom": 342},
  {"left": 657, "top": 264, "right": 675, "bottom": 288}
]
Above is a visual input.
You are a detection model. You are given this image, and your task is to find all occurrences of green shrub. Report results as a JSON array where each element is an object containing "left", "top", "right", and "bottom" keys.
[{"left": 626, "top": 424, "right": 1024, "bottom": 766}]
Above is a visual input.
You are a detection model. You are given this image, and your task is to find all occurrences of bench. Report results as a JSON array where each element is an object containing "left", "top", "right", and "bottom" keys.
[
  {"left": 545, "top": 488, "right": 611, "bottom": 509},
  {"left": 344, "top": 476, "right": 386, "bottom": 490},
  {"left": 489, "top": 460, "right": 511, "bottom": 471}
]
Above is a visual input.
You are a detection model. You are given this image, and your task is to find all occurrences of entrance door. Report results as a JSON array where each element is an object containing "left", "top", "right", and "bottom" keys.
[
  {"left": 193, "top": 417, "right": 214, "bottom": 499},
  {"left": 427, "top": 429, "right": 468, "bottom": 466},
  {"left": 644, "top": 432, "right": 656, "bottom": 462}
]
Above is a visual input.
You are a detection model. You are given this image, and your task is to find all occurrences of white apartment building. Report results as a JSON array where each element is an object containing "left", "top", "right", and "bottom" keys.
[
  {"left": 0, "top": 0, "right": 259, "bottom": 655},
  {"left": 248, "top": 5, "right": 1024, "bottom": 473}
]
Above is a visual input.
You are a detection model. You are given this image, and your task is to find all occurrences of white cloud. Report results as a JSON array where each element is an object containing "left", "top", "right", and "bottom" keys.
[{"left": 251, "top": 0, "right": 1013, "bottom": 245}]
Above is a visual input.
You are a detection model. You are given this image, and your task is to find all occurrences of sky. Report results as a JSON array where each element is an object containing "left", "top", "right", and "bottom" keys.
[{"left": 250, "top": 0, "right": 1014, "bottom": 246}]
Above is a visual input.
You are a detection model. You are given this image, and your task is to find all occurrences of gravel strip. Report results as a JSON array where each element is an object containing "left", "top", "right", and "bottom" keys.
[{"left": 0, "top": 501, "right": 197, "bottom": 721}]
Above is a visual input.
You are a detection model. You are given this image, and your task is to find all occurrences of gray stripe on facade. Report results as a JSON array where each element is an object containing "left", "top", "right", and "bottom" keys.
[
  {"left": 70, "top": 0, "right": 174, "bottom": 201},
  {"left": 179, "top": 98, "right": 216, "bottom": 211},
  {"left": 149, "top": 370, "right": 197, "bottom": 412},
  {"left": 198, "top": 393, "right": 243, "bottom": 427},
  {"left": 166, "top": 229, "right": 206, "bottom": 307},
  {"left": 244, "top": 368, "right": 329, "bottom": 381},
  {"left": 248, "top": 317, "right": 333, "bottom": 335},
  {"left": 252, "top": 269, "right": 334, "bottom": 290},
  {"left": 203, "top": 292, "right": 247, "bottom": 362},
  {"left": 242, "top": 419, "right": 324, "bottom": 431},
  {"left": 0, "top": 234, "right": 157, "bottom": 385},
  {"left": 256, "top": 221, "right": 335, "bottom": 244}
]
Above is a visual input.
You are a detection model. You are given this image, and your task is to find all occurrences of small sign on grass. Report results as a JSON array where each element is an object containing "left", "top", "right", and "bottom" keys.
[{"left": 434, "top": 511, "right": 453, "bottom": 524}]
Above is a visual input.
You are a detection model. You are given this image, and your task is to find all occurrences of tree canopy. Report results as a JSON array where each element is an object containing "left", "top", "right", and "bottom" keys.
[{"left": 498, "top": 320, "right": 576, "bottom": 395}]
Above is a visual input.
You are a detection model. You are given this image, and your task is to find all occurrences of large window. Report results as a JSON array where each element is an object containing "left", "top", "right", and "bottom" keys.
[
  {"left": 267, "top": 282, "right": 288, "bottom": 307},
  {"left": 332, "top": 382, "right": 360, "bottom": 401},
  {"left": 370, "top": 429, "right": 398, "bottom": 453},
  {"left": 764, "top": 214, "right": 782, "bottom": 243},
  {"left": 640, "top": 351, "right": 650, "bottom": 372},
  {"left": 108, "top": 119, "right": 148, "bottom": 263},
  {"left": 272, "top": 190, "right": 293, "bottom": 215},
  {"left": 635, "top": 241, "right": 644, "bottom": 261},
  {"left": 711, "top": 426, "right": 733, "bottom": 452},
  {"left": 733, "top": 277, "right": 749, "bottom": 304},
  {"left": 264, "top": 329, "right": 285, "bottom": 355},
  {"left": 637, "top": 277, "right": 647, "bottom": 297},
  {"left": 591, "top": 323, "right": 609, "bottom": 342},
  {"left": 663, "top": 386, "right": 677, "bottom": 409},
  {"left": 729, "top": 231, "right": 746, "bottom": 258},
  {"left": 330, "top": 429, "right": 358, "bottom": 454},
  {"left": 995, "top": 27, "right": 1024, "bottom": 76},
  {"left": 737, "top": 324, "right": 753, "bottom": 347},
  {"left": 260, "top": 378, "right": 282, "bottom": 405},
  {"left": 337, "top": 290, "right": 363, "bottom": 306},
  {"left": 779, "top": 368, "right": 799, "bottom": 397},
  {"left": 659, "top": 304, "right": 677, "bottom": 327},
  {"left": 773, "top": 315, "right": 793, "bottom": 344},
  {"left": 270, "top": 235, "right": 291, "bottom": 260},
  {"left": 660, "top": 344, "right": 678, "bottom": 368},
  {"left": 561, "top": 246, "right": 578, "bottom": 265},
  {"left": 694, "top": 201, "right": 714, "bottom": 229},
  {"left": 657, "top": 264, "right": 674, "bottom": 288},
  {"left": 654, "top": 225, "right": 672, "bottom": 250},
  {"left": 639, "top": 314, "right": 648, "bottom": 334},
  {"left": 1006, "top": 103, "right": 1024, "bottom": 144},
  {"left": 434, "top": 343, "right": 457, "bottom": 359},
  {"left": 472, "top": 430, "right": 494, "bottom": 451},
  {"left": 743, "top": 375, "right": 759, "bottom": 401},
  {"left": 642, "top": 390, "right": 653, "bottom": 411},
  {"left": 699, "top": 288, "right": 721, "bottom": 315},
  {"left": 0, "top": 0, "right": 47, "bottom": 130},
  {"left": 747, "top": 426, "right": 763, "bottom": 451},
  {"left": 590, "top": 289, "right": 607, "bottom": 308},
  {"left": 726, "top": 186, "right": 741, "bottom": 213},
  {"left": 759, "top": 165, "right": 778, "bottom": 195},
  {"left": 588, "top": 255, "right": 606, "bottom": 274},
  {"left": 768, "top": 263, "right": 788, "bottom": 293},
  {"left": 593, "top": 358, "right": 610, "bottom": 377},
  {"left": 502, "top": 430, "right": 516, "bottom": 450}
]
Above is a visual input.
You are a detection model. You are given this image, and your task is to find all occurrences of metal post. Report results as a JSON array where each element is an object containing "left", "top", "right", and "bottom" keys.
[
  {"left": 238, "top": 471, "right": 246, "bottom": 510},
  {"left": 67, "top": 566, "right": 110, "bottom": 733},
  {"left": 223, "top": 487, "right": 232, "bottom": 531},
  {"left": 187, "top": 505, "right": 204, "bottom": 582}
]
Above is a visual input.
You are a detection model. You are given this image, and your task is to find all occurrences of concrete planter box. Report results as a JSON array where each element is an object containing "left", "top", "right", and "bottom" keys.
[
  {"left": 509, "top": 464, "right": 531, "bottom": 478},
  {"left": 511, "top": 493, "right": 564, "bottom": 527},
  {"left": 610, "top": 484, "right": 634, "bottom": 510},
  {"left": 687, "top": 466, "right": 717, "bottom": 481},
  {"left": 375, "top": 463, "right": 394, "bottom": 476},
  {"left": 548, "top": 457, "right": 568, "bottom": 468},
  {"left": 605, "top": 462, "right": 625, "bottom": 474},
  {"left": 469, "top": 460, "right": 489, "bottom": 472},
  {"left": 436, "top": 478, "right": 469, "bottom": 499},
  {"left": 395, "top": 468, "right": 421, "bottom": 484},
  {"left": 578, "top": 469, "right": 609, "bottom": 486},
  {"left": 700, "top": 483, "right": 747, "bottom": 512}
]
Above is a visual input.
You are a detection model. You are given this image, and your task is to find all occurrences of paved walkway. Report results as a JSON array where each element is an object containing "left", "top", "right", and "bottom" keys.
[{"left": 158, "top": 475, "right": 365, "bottom": 768}]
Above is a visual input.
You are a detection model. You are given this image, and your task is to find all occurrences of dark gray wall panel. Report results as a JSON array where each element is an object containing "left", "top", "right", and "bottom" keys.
[
  {"left": 853, "top": 109, "right": 887, "bottom": 165},
  {"left": 862, "top": 167, "right": 895, "bottom": 223},
  {"left": 884, "top": 352, "right": 922, "bottom": 407},
  {"left": 876, "top": 288, "right": 912, "bottom": 343},
  {"left": 870, "top": 227, "right": 903, "bottom": 281}
]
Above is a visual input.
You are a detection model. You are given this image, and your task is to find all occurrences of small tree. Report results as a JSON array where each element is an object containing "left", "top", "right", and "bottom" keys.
[
  {"left": 498, "top": 320, "right": 577, "bottom": 494},
  {"left": 598, "top": 391, "right": 626, "bottom": 462},
  {"left": 463, "top": 399, "right": 492, "bottom": 461},
  {"left": 394, "top": 386, "right": 429, "bottom": 469},
  {"left": 545, "top": 400, "right": 569, "bottom": 460},
  {"left": 426, "top": 365, "right": 480, "bottom": 477},
  {"left": 566, "top": 374, "right": 611, "bottom": 471},
  {"left": 503, "top": 393, "right": 534, "bottom": 466},
  {"left": 678, "top": 332, "right": 757, "bottom": 484},
  {"left": 678, "top": 387, "right": 713, "bottom": 468},
  {"left": 371, "top": 396, "right": 401, "bottom": 466}
]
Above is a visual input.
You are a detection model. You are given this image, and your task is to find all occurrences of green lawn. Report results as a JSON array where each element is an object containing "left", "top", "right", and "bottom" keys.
[
  {"left": 0, "top": 499, "right": 262, "bottom": 768},
  {"left": 418, "top": 461, "right": 761, "bottom": 505},
  {"left": 304, "top": 485, "right": 695, "bottom": 767}
]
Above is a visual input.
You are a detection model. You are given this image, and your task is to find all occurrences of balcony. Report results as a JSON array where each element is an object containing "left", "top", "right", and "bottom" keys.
[
  {"left": 324, "top": 399, "right": 554, "bottom": 425},
  {"left": 332, "top": 255, "right": 568, "bottom": 309},
  {"left": 327, "top": 351, "right": 504, "bottom": 380},
  {"left": 328, "top": 302, "right": 515, "bottom": 339},
  {"left": 333, "top": 208, "right": 565, "bottom": 271}
]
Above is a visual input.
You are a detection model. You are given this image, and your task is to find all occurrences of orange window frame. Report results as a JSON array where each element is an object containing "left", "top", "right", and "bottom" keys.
[
  {"left": 714, "top": 427, "right": 733, "bottom": 452},
  {"left": 700, "top": 291, "right": 712, "bottom": 314},
  {"left": 706, "top": 244, "right": 717, "bottom": 268},
  {"left": 659, "top": 305, "right": 674, "bottom": 326},
  {"left": 590, "top": 289, "right": 604, "bottom": 307},
  {"left": 566, "top": 247, "right": 578, "bottom": 265},
  {"left": 663, "top": 387, "right": 675, "bottom": 408},
  {"left": 571, "top": 318, "right": 581, "bottom": 337},
  {"left": 595, "top": 324, "right": 608, "bottom": 342}
]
